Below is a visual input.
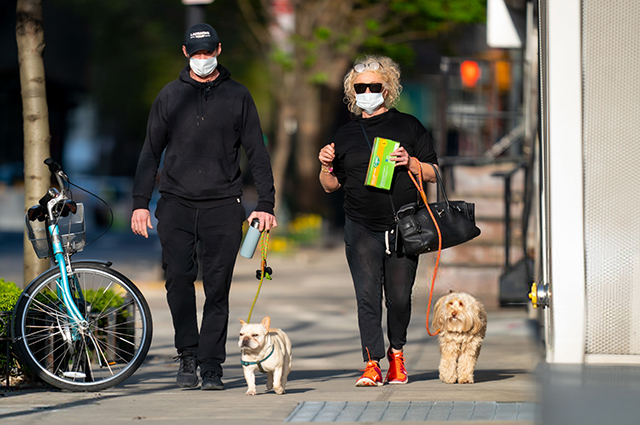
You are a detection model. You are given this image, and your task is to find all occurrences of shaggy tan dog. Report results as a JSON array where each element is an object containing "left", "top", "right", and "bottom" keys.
[{"left": 433, "top": 291, "right": 487, "bottom": 384}]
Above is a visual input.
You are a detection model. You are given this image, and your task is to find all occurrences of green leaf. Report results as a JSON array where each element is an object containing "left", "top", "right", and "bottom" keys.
[
  {"left": 308, "top": 72, "right": 329, "bottom": 85},
  {"left": 314, "top": 27, "right": 332, "bottom": 40},
  {"left": 364, "top": 19, "right": 380, "bottom": 32},
  {"left": 270, "top": 50, "right": 295, "bottom": 71}
]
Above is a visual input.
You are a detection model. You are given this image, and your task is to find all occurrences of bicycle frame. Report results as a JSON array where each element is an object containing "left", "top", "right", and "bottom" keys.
[
  {"left": 48, "top": 223, "right": 86, "bottom": 327},
  {"left": 42, "top": 182, "right": 87, "bottom": 336}
]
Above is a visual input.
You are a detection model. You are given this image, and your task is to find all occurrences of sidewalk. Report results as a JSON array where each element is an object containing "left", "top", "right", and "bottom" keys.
[{"left": 0, "top": 245, "right": 540, "bottom": 424}]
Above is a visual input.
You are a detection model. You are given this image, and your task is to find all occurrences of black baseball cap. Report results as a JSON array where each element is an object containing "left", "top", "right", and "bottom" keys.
[{"left": 183, "top": 23, "right": 220, "bottom": 55}]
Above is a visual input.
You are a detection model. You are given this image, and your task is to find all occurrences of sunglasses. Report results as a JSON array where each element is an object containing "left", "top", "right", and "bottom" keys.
[
  {"left": 354, "top": 83, "right": 383, "bottom": 94},
  {"left": 353, "top": 62, "right": 383, "bottom": 73}
]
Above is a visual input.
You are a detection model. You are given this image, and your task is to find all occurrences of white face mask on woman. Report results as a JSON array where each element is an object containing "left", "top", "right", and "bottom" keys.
[
  {"left": 190, "top": 56, "right": 218, "bottom": 77},
  {"left": 355, "top": 93, "right": 385, "bottom": 114}
]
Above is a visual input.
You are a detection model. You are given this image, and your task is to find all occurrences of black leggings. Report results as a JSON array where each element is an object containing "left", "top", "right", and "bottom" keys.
[
  {"left": 344, "top": 217, "right": 418, "bottom": 363},
  {"left": 155, "top": 197, "right": 245, "bottom": 376}
]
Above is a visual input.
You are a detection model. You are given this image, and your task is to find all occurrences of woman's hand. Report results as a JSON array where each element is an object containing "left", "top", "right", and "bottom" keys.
[
  {"left": 391, "top": 149, "right": 437, "bottom": 182},
  {"left": 319, "top": 143, "right": 336, "bottom": 168},
  {"left": 391, "top": 146, "right": 411, "bottom": 168},
  {"left": 318, "top": 142, "right": 340, "bottom": 193}
]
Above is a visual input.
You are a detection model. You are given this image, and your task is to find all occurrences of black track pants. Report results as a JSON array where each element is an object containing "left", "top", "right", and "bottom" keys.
[
  {"left": 344, "top": 217, "right": 418, "bottom": 363},
  {"left": 155, "top": 196, "right": 245, "bottom": 376}
]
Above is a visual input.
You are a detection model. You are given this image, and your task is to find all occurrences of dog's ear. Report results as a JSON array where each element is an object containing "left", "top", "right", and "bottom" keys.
[
  {"left": 239, "top": 319, "right": 247, "bottom": 325},
  {"left": 471, "top": 301, "right": 487, "bottom": 334},
  {"left": 261, "top": 316, "right": 271, "bottom": 332},
  {"left": 433, "top": 296, "right": 445, "bottom": 330}
]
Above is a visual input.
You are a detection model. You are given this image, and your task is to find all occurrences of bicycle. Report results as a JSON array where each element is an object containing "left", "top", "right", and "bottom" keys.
[{"left": 11, "top": 158, "right": 153, "bottom": 391}]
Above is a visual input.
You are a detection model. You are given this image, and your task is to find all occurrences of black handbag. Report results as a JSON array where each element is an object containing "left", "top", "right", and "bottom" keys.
[{"left": 397, "top": 162, "right": 480, "bottom": 255}]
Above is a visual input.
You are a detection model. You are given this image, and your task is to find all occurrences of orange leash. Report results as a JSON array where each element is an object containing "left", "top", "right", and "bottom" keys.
[{"left": 406, "top": 159, "right": 442, "bottom": 336}]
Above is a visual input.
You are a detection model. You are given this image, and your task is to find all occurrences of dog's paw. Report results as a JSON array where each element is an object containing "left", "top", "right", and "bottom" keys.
[
  {"left": 457, "top": 375, "right": 474, "bottom": 384},
  {"left": 439, "top": 373, "right": 458, "bottom": 384},
  {"left": 245, "top": 389, "right": 257, "bottom": 396},
  {"left": 274, "top": 386, "right": 286, "bottom": 395}
]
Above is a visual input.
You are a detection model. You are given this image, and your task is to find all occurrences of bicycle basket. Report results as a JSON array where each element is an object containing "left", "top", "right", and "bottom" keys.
[{"left": 25, "top": 203, "right": 86, "bottom": 259}]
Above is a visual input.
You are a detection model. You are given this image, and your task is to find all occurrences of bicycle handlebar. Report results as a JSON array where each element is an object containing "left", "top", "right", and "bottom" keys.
[
  {"left": 44, "top": 158, "right": 68, "bottom": 193},
  {"left": 44, "top": 158, "right": 62, "bottom": 173}
]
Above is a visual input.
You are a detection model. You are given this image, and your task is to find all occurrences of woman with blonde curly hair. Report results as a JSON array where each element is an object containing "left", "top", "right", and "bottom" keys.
[{"left": 318, "top": 55, "right": 439, "bottom": 387}]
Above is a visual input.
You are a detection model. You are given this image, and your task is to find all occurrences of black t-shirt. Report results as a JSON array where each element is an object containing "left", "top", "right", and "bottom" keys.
[{"left": 332, "top": 109, "right": 438, "bottom": 232}]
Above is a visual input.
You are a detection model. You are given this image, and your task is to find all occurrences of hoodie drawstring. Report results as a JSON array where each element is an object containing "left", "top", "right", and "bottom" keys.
[
  {"left": 196, "top": 84, "right": 214, "bottom": 125},
  {"left": 196, "top": 87, "right": 203, "bottom": 125},
  {"left": 384, "top": 229, "right": 392, "bottom": 256}
]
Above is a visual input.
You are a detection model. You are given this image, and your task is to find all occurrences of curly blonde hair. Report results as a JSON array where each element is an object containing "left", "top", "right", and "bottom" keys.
[{"left": 343, "top": 55, "right": 403, "bottom": 115}]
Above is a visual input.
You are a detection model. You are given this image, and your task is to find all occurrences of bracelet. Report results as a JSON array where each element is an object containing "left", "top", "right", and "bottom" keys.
[{"left": 321, "top": 165, "right": 334, "bottom": 173}]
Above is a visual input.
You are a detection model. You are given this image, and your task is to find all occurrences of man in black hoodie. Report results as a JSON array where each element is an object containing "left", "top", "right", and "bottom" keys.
[{"left": 131, "top": 23, "right": 277, "bottom": 391}]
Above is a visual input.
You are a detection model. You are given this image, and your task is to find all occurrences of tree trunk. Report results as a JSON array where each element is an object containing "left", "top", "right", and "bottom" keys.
[
  {"left": 271, "top": 73, "right": 297, "bottom": 217},
  {"left": 295, "top": 82, "right": 326, "bottom": 213},
  {"left": 292, "top": 55, "right": 352, "bottom": 214},
  {"left": 16, "top": 0, "right": 51, "bottom": 287}
]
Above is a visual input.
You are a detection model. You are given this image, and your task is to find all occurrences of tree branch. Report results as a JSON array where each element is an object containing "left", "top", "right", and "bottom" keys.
[
  {"left": 382, "top": 21, "right": 453, "bottom": 44},
  {"left": 383, "top": 29, "right": 437, "bottom": 45},
  {"left": 237, "top": 0, "right": 272, "bottom": 52}
]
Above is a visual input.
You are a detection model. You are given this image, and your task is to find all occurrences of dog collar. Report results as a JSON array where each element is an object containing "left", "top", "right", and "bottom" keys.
[{"left": 240, "top": 344, "right": 275, "bottom": 374}]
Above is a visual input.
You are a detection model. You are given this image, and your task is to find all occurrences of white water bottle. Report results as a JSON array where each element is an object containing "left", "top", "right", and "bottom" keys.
[{"left": 240, "top": 218, "right": 261, "bottom": 259}]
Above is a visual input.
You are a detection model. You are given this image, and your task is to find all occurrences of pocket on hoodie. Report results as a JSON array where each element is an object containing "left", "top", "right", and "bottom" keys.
[{"left": 164, "top": 154, "right": 232, "bottom": 196}]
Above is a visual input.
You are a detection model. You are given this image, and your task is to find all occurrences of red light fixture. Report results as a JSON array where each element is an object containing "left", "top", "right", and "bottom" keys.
[{"left": 460, "top": 60, "right": 481, "bottom": 88}]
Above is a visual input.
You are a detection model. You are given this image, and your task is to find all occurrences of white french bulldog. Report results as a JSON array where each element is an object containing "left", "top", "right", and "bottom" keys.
[{"left": 238, "top": 316, "right": 292, "bottom": 396}]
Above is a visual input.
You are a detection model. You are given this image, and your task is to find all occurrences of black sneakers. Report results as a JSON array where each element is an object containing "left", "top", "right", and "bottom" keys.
[
  {"left": 175, "top": 352, "right": 198, "bottom": 388},
  {"left": 201, "top": 371, "right": 224, "bottom": 391},
  {"left": 175, "top": 351, "right": 223, "bottom": 390}
]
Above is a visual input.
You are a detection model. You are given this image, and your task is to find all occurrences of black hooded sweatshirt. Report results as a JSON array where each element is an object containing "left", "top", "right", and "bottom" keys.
[{"left": 132, "top": 65, "right": 275, "bottom": 214}]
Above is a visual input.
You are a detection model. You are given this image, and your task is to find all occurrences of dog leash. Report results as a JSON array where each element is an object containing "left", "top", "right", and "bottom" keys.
[
  {"left": 407, "top": 158, "right": 442, "bottom": 336},
  {"left": 246, "top": 231, "right": 271, "bottom": 323}
]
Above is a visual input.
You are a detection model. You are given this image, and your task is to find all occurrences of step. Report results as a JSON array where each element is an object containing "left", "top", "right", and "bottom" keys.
[
  {"left": 469, "top": 195, "right": 525, "bottom": 220},
  {"left": 440, "top": 163, "right": 526, "bottom": 196},
  {"left": 439, "top": 242, "right": 525, "bottom": 268},
  {"left": 424, "top": 188, "right": 525, "bottom": 219},
  {"left": 415, "top": 260, "right": 502, "bottom": 309},
  {"left": 475, "top": 218, "right": 525, "bottom": 246}
]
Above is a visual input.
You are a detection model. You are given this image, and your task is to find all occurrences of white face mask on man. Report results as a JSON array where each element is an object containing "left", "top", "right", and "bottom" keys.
[
  {"left": 190, "top": 56, "right": 218, "bottom": 77},
  {"left": 355, "top": 93, "right": 385, "bottom": 114}
]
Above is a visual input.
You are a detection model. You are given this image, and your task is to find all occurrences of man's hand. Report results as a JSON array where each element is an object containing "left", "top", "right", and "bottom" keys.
[
  {"left": 247, "top": 211, "right": 277, "bottom": 232},
  {"left": 131, "top": 209, "right": 153, "bottom": 238}
]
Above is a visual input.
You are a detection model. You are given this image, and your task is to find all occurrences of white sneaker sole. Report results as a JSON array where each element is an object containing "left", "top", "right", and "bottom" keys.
[
  {"left": 385, "top": 379, "right": 408, "bottom": 385},
  {"left": 355, "top": 378, "right": 383, "bottom": 387}
]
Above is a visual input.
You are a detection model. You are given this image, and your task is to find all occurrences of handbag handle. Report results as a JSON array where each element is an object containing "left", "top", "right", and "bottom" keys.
[
  {"left": 407, "top": 158, "right": 428, "bottom": 205},
  {"left": 407, "top": 160, "right": 451, "bottom": 208},
  {"left": 428, "top": 163, "right": 450, "bottom": 205}
]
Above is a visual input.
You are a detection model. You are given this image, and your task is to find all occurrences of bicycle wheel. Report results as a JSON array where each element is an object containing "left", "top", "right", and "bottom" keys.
[{"left": 12, "top": 261, "right": 153, "bottom": 391}]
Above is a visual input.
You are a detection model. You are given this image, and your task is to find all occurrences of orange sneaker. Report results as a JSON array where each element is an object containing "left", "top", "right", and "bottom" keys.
[
  {"left": 355, "top": 360, "right": 383, "bottom": 387},
  {"left": 385, "top": 349, "right": 408, "bottom": 384}
]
